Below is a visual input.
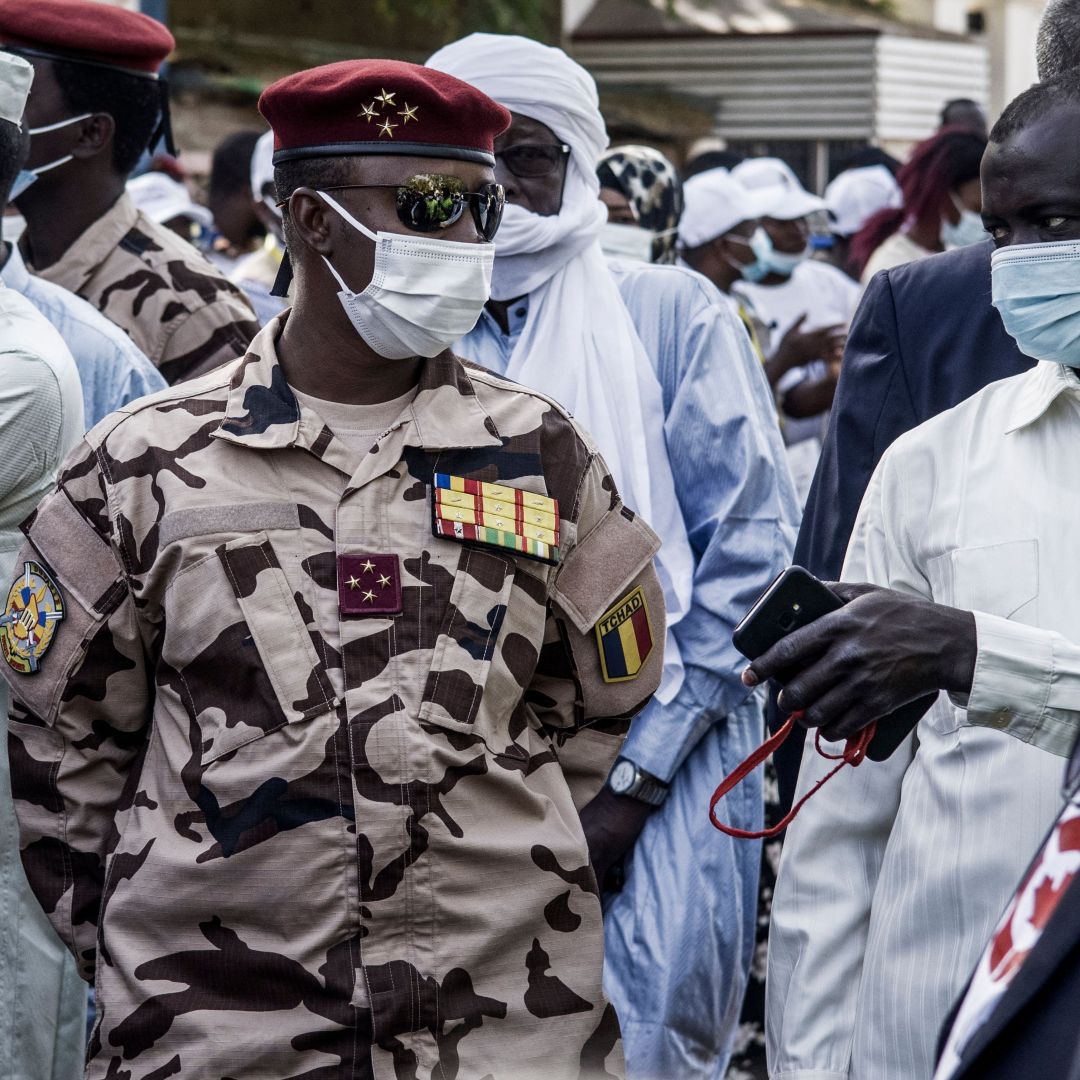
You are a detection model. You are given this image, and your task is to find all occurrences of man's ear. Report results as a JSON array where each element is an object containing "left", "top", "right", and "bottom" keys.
[
  {"left": 286, "top": 187, "right": 335, "bottom": 256},
  {"left": 70, "top": 113, "right": 115, "bottom": 161}
]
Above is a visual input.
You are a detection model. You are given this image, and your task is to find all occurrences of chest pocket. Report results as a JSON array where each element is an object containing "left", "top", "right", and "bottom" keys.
[
  {"left": 162, "top": 532, "right": 337, "bottom": 764},
  {"left": 927, "top": 538, "right": 1040, "bottom": 733},
  {"left": 418, "top": 546, "right": 548, "bottom": 754}
]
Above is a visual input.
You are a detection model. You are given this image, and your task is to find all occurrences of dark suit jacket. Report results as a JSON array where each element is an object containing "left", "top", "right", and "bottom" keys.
[
  {"left": 938, "top": 787, "right": 1080, "bottom": 1079},
  {"left": 774, "top": 240, "right": 1033, "bottom": 811}
]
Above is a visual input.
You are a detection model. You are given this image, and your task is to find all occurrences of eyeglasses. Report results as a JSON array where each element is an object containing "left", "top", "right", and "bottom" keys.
[
  {"left": 317, "top": 174, "right": 505, "bottom": 241},
  {"left": 495, "top": 143, "right": 571, "bottom": 179}
]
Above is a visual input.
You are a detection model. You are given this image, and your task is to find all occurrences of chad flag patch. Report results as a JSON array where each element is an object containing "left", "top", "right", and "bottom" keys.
[
  {"left": 432, "top": 473, "right": 560, "bottom": 564},
  {"left": 595, "top": 585, "right": 654, "bottom": 683}
]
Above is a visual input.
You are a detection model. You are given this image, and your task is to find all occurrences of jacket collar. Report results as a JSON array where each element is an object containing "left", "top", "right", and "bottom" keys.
[
  {"left": 24, "top": 192, "right": 140, "bottom": 293},
  {"left": 1004, "top": 360, "right": 1080, "bottom": 435},
  {"left": 213, "top": 314, "right": 502, "bottom": 475}
]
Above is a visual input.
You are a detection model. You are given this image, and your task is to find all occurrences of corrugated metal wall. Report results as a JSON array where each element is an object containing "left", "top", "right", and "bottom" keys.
[
  {"left": 573, "top": 30, "right": 987, "bottom": 144},
  {"left": 875, "top": 34, "right": 989, "bottom": 141}
]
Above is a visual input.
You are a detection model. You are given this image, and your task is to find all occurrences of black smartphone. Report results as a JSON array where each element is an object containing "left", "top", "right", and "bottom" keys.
[{"left": 733, "top": 566, "right": 933, "bottom": 761}]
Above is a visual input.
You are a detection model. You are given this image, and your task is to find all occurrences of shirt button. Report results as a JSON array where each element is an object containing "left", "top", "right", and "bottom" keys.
[
  {"left": 514, "top": 307, "right": 526, "bottom": 317},
  {"left": 994, "top": 708, "right": 1011, "bottom": 727}
]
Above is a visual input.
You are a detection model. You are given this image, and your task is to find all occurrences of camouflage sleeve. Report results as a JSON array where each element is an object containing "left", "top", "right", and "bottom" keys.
[
  {"left": 533, "top": 450, "right": 665, "bottom": 741},
  {"left": 157, "top": 293, "right": 259, "bottom": 385},
  {"left": 3, "top": 448, "right": 151, "bottom": 979}
]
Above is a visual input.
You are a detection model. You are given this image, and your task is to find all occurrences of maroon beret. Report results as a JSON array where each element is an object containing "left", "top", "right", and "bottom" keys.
[
  {"left": 0, "top": 0, "right": 173, "bottom": 77},
  {"left": 260, "top": 59, "right": 511, "bottom": 167}
]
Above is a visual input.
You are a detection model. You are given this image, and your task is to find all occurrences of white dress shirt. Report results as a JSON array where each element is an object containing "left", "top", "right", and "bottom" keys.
[
  {"left": 0, "top": 284, "right": 86, "bottom": 1080},
  {"left": 767, "top": 360, "right": 1080, "bottom": 1080}
]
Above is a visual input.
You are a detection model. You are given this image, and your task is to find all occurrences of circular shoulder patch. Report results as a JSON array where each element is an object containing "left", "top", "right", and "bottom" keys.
[{"left": 0, "top": 561, "right": 66, "bottom": 675}]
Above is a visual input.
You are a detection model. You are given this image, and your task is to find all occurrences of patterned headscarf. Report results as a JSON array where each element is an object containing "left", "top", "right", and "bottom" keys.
[{"left": 597, "top": 144, "right": 683, "bottom": 264}]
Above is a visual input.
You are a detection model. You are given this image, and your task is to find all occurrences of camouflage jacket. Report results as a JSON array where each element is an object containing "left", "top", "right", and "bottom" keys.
[
  {"left": 27, "top": 193, "right": 260, "bottom": 384},
  {"left": 3, "top": 316, "right": 665, "bottom": 1080}
]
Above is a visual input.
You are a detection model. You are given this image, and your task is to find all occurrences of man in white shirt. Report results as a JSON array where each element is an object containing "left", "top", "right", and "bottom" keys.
[
  {"left": 759, "top": 72, "right": 1080, "bottom": 1080},
  {"left": 0, "top": 51, "right": 86, "bottom": 1080},
  {"left": 730, "top": 158, "right": 860, "bottom": 502}
]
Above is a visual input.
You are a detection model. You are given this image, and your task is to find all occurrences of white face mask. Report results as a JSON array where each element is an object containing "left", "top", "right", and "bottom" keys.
[
  {"left": 26, "top": 113, "right": 94, "bottom": 177},
  {"left": 317, "top": 190, "right": 494, "bottom": 361},
  {"left": 941, "top": 192, "right": 986, "bottom": 250},
  {"left": 599, "top": 220, "right": 655, "bottom": 263}
]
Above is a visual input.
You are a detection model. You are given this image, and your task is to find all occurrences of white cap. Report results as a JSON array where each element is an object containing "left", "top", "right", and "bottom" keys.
[
  {"left": 0, "top": 52, "right": 32, "bottom": 127},
  {"left": 250, "top": 129, "right": 275, "bottom": 202},
  {"left": 678, "top": 168, "right": 773, "bottom": 248},
  {"left": 824, "top": 164, "right": 902, "bottom": 236},
  {"left": 732, "top": 156, "right": 826, "bottom": 220},
  {"left": 126, "top": 172, "right": 213, "bottom": 230}
]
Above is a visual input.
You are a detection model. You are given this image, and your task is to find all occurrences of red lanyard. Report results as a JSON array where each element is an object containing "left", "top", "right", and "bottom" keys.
[{"left": 709, "top": 711, "right": 877, "bottom": 840}]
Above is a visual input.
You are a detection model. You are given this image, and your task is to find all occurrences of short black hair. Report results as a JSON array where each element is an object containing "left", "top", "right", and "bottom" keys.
[
  {"left": 1037, "top": 0, "right": 1080, "bottom": 80},
  {"left": 940, "top": 98, "right": 983, "bottom": 125},
  {"left": 273, "top": 156, "right": 358, "bottom": 250},
  {"left": 0, "top": 117, "right": 24, "bottom": 202},
  {"left": 990, "top": 69, "right": 1080, "bottom": 144},
  {"left": 53, "top": 58, "right": 161, "bottom": 177},
  {"left": 682, "top": 149, "right": 743, "bottom": 181},
  {"left": 209, "top": 129, "right": 262, "bottom": 200}
]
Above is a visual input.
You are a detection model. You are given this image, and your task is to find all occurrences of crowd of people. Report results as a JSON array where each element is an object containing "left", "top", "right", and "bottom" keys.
[{"left": 0, "top": 1, "right": 1078, "bottom": 1079}]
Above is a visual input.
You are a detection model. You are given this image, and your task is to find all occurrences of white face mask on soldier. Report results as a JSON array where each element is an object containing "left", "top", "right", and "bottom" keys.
[{"left": 316, "top": 190, "right": 494, "bottom": 361}]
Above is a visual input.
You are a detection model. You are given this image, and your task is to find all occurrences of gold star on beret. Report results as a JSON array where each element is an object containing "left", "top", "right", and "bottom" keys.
[
  {"left": 358, "top": 102, "right": 378, "bottom": 122},
  {"left": 378, "top": 118, "right": 397, "bottom": 139},
  {"left": 374, "top": 87, "right": 397, "bottom": 107},
  {"left": 397, "top": 102, "right": 419, "bottom": 124}
]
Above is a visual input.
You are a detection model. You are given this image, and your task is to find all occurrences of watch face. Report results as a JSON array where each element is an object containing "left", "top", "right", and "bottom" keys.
[{"left": 610, "top": 760, "right": 636, "bottom": 794}]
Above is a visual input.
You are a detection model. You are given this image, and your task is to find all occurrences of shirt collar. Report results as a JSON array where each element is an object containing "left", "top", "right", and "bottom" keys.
[
  {"left": 24, "top": 192, "right": 139, "bottom": 291},
  {"left": 1004, "top": 360, "right": 1080, "bottom": 434},
  {"left": 214, "top": 313, "right": 503, "bottom": 464}
]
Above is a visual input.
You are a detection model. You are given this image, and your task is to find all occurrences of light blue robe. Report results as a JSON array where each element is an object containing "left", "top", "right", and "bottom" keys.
[{"left": 460, "top": 260, "right": 799, "bottom": 1079}]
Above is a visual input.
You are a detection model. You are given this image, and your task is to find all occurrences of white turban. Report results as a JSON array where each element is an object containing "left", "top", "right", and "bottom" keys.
[
  {"left": 428, "top": 33, "right": 694, "bottom": 702},
  {"left": 428, "top": 32, "right": 609, "bottom": 300}
]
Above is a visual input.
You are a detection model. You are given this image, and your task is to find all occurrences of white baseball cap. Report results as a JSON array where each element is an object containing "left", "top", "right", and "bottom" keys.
[
  {"left": 127, "top": 172, "right": 213, "bottom": 230},
  {"left": 678, "top": 168, "right": 773, "bottom": 248},
  {"left": 825, "top": 164, "right": 902, "bottom": 237},
  {"left": 732, "top": 156, "right": 826, "bottom": 220},
  {"left": 250, "top": 129, "right": 275, "bottom": 202}
]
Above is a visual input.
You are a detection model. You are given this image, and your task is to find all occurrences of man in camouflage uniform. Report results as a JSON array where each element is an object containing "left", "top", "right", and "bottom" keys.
[
  {"left": 0, "top": 0, "right": 258, "bottom": 384},
  {"left": 2, "top": 58, "right": 664, "bottom": 1080}
]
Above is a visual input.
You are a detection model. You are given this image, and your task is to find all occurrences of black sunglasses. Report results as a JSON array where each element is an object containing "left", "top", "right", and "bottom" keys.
[
  {"left": 495, "top": 143, "right": 571, "bottom": 179},
  {"left": 318, "top": 174, "right": 505, "bottom": 241}
]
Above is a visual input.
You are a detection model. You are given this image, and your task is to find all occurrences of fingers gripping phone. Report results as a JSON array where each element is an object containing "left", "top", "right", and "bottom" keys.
[{"left": 733, "top": 567, "right": 932, "bottom": 761}]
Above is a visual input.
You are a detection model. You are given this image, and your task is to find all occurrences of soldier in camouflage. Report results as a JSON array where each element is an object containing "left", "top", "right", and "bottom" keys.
[
  {"left": 0, "top": 0, "right": 259, "bottom": 384},
  {"left": 1, "top": 57, "right": 665, "bottom": 1080}
]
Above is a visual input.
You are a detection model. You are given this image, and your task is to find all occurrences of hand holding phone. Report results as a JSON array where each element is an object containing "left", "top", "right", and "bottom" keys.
[{"left": 733, "top": 567, "right": 934, "bottom": 761}]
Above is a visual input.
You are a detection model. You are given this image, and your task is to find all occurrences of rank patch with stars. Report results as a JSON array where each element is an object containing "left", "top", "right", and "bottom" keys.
[
  {"left": 338, "top": 554, "right": 401, "bottom": 616},
  {"left": 432, "top": 474, "right": 560, "bottom": 564},
  {"left": 357, "top": 87, "right": 419, "bottom": 139},
  {"left": 0, "top": 561, "right": 65, "bottom": 675}
]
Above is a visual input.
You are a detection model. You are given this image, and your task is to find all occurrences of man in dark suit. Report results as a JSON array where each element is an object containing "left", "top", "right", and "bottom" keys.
[
  {"left": 773, "top": 241, "right": 1030, "bottom": 808},
  {"left": 935, "top": 740, "right": 1080, "bottom": 1080}
]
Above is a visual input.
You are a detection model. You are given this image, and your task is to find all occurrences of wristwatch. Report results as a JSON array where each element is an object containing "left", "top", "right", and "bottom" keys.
[{"left": 607, "top": 757, "right": 669, "bottom": 807}]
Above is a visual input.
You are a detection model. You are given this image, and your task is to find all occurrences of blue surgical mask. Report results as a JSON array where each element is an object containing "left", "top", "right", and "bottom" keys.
[
  {"left": 762, "top": 240, "right": 809, "bottom": 278},
  {"left": 9, "top": 169, "right": 36, "bottom": 200},
  {"left": 992, "top": 239, "right": 1080, "bottom": 365},
  {"left": 725, "top": 226, "right": 773, "bottom": 283},
  {"left": 941, "top": 193, "right": 986, "bottom": 249}
]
